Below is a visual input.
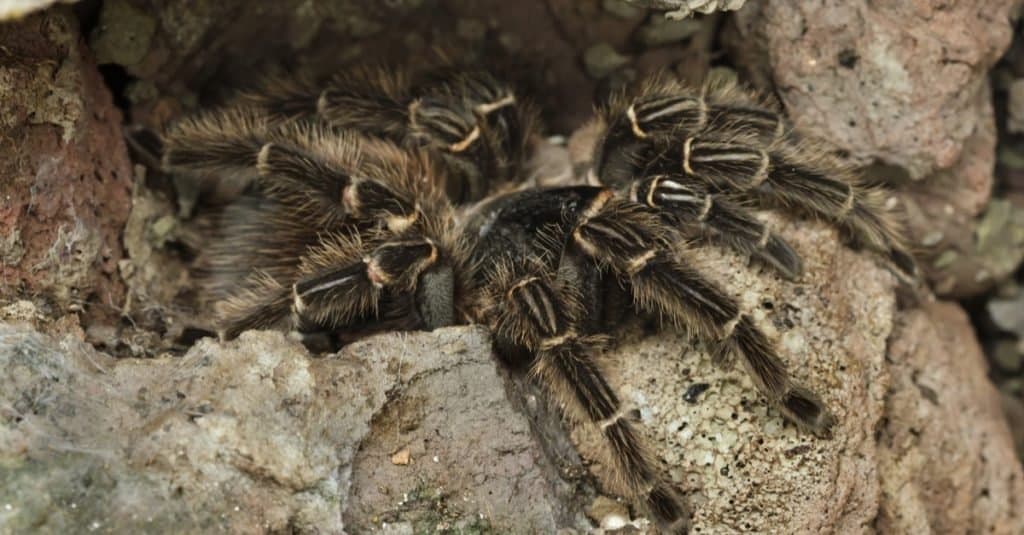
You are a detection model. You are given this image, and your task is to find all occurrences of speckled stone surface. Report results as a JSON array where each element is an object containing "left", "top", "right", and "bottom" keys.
[{"left": 572, "top": 217, "right": 894, "bottom": 533}]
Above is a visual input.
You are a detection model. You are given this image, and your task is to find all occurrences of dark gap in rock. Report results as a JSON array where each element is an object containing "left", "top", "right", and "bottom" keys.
[{"left": 97, "top": 63, "right": 135, "bottom": 118}]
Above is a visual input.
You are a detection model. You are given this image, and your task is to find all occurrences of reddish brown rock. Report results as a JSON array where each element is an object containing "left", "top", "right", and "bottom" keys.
[{"left": 0, "top": 9, "right": 132, "bottom": 320}]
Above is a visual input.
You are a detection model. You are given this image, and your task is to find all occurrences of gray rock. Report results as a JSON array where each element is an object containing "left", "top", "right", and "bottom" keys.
[
  {"left": 989, "top": 289, "right": 1024, "bottom": 338},
  {"left": 0, "top": 325, "right": 583, "bottom": 533}
]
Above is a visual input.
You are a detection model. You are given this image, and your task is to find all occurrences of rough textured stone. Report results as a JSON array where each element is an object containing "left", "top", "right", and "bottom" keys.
[
  {"left": 343, "top": 328, "right": 582, "bottom": 533},
  {"left": 0, "top": 324, "right": 585, "bottom": 533},
  {"left": 728, "top": 0, "right": 1015, "bottom": 180},
  {"left": 905, "top": 194, "right": 1024, "bottom": 298},
  {"left": 568, "top": 223, "right": 1024, "bottom": 532},
  {"left": 624, "top": 0, "right": 746, "bottom": 19},
  {"left": 0, "top": 0, "right": 74, "bottom": 20},
  {"left": 0, "top": 9, "right": 132, "bottom": 320},
  {"left": 579, "top": 218, "right": 893, "bottom": 532},
  {"left": 725, "top": 0, "right": 1022, "bottom": 299},
  {"left": 880, "top": 302, "right": 1024, "bottom": 534}
]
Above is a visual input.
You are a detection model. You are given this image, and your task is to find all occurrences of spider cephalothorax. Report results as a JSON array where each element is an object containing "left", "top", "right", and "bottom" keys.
[{"left": 160, "top": 67, "right": 916, "bottom": 534}]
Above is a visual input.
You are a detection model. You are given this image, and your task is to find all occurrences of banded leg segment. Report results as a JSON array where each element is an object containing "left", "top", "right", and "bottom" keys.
[
  {"left": 217, "top": 235, "right": 440, "bottom": 339},
  {"left": 672, "top": 137, "right": 917, "bottom": 277},
  {"left": 596, "top": 76, "right": 917, "bottom": 279},
  {"left": 631, "top": 174, "right": 802, "bottom": 279},
  {"left": 163, "top": 110, "right": 352, "bottom": 206},
  {"left": 163, "top": 109, "right": 422, "bottom": 229},
  {"left": 483, "top": 264, "right": 691, "bottom": 533},
  {"left": 571, "top": 191, "right": 835, "bottom": 437}
]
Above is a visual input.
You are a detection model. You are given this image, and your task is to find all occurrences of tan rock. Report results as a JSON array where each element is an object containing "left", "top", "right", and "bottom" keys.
[
  {"left": 880, "top": 302, "right": 1024, "bottom": 534},
  {"left": 728, "top": 0, "right": 1015, "bottom": 181},
  {"left": 580, "top": 218, "right": 893, "bottom": 532}
]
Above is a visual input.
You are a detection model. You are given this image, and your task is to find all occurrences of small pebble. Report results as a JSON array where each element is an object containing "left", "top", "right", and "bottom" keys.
[
  {"left": 683, "top": 382, "right": 711, "bottom": 403},
  {"left": 992, "top": 340, "right": 1024, "bottom": 373},
  {"left": 921, "top": 231, "right": 944, "bottom": 247},
  {"left": 637, "top": 17, "right": 701, "bottom": 47},
  {"left": 583, "top": 43, "right": 631, "bottom": 79},
  {"left": 390, "top": 447, "right": 411, "bottom": 466}
]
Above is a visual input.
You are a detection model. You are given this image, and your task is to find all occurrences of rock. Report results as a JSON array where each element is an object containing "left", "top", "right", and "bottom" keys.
[
  {"left": 1008, "top": 78, "right": 1024, "bottom": 134},
  {"left": 636, "top": 16, "right": 701, "bottom": 47},
  {"left": 0, "top": 0, "right": 74, "bottom": 20},
  {"left": 582, "top": 217, "right": 895, "bottom": 532},
  {"left": 342, "top": 328, "right": 582, "bottom": 532},
  {"left": 595, "top": 269, "right": 1024, "bottom": 531},
  {"left": 584, "top": 43, "right": 632, "bottom": 79},
  {"left": 624, "top": 0, "right": 747, "bottom": 19},
  {"left": 989, "top": 289, "right": 1024, "bottom": 338},
  {"left": 89, "top": 0, "right": 158, "bottom": 68},
  {"left": 0, "top": 324, "right": 584, "bottom": 533},
  {"left": 728, "top": 0, "right": 1015, "bottom": 180},
  {"left": 880, "top": 302, "right": 1024, "bottom": 533},
  {"left": 991, "top": 340, "right": 1024, "bottom": 374},
  {"left": 908, "top": 196, "right": 1024, "bottom": 298},
  {"left": 0, "top": 9, "right": 132, "bottom": 320}
]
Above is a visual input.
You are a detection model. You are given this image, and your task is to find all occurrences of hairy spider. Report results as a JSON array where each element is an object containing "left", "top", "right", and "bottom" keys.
[{"left": 159, "top": 67, "right": 915, "bottom": 533}]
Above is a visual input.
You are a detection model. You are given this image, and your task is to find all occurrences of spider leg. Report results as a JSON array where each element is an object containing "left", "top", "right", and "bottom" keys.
[
  {"left": 629, "top": 174, "right": 802, "bottom": 279},
  {"left": 595, "top": 76, "right": 918, "bottom": 281},
  {"left": 570, "top": 190, "right": 835, "bottom": 437},
  {"left": 217, "top": 234, "right": 440, "bottom": 339},
  {"left": 163, "top": 110, "right": 430, "bottom": 229},
  {"left": 675, "top": 136, "right": 917, "bottom": 277},
  {"left": 480, "top": 260, "right": 690, "bottom": 533}
]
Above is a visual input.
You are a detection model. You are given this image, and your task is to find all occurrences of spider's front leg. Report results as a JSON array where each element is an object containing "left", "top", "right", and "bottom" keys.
[
  {"left": 595, "top": 77, "right": 918, "bottom": 281},
  {"left": 571, "top": 189, "right": 835, "bottom": 437},
  {"left": 477, "top": 260, "right": 691, "bottom": 534},
  {"left": 629, "top": 174, "right": 803, "bottom": 279},
  {"left": 217, "top": 233, "right": 443, "bottom": 340}
]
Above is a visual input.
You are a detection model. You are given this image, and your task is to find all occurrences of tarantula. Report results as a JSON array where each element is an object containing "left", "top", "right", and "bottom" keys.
[{"left": 159, "top": 66, "right": 916, "bottom": 533}]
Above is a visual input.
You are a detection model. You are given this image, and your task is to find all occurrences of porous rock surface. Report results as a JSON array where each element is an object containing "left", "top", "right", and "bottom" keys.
[
  {"left": 576, "top": 221, "right": 1024, "bottom": 532},
  {"left": 726, "top": 1, "right": 1023, "bottom": 298},
  {"left": 0, "top": 10, "right": 133, "bottom": 320},
  {"left": 0, "top": 323, "right": 582, "bottom": 533},
  {"left": 582, "top": 219, "right": 893, "bottom": 532},
  {"left": 729, "top": 0, "right": 1016, "bottom": 181},
  {"left": 4, "top": 223, "right": 1022, "bottom": 533},
  {"left": 880, "top": 302, "right": 1024, "bottom": 533}
]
